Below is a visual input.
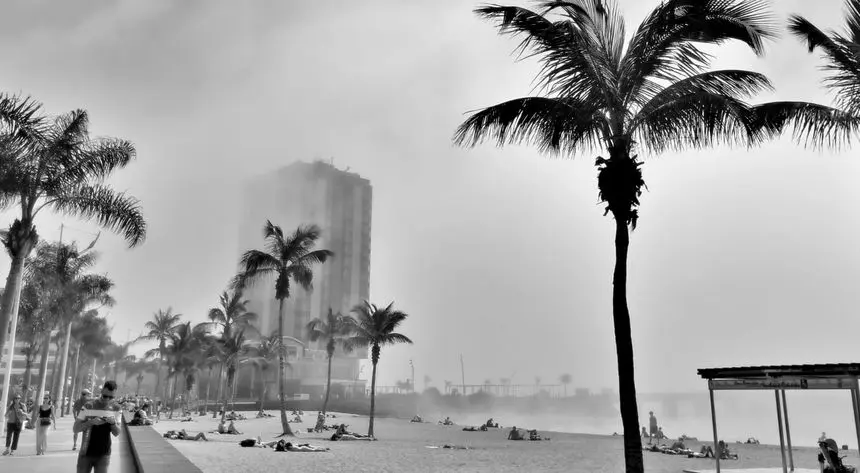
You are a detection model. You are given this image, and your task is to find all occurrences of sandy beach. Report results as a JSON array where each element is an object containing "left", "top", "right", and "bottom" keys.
[{"left": 149, "top": 411, "right": 856, "bottom": 472}]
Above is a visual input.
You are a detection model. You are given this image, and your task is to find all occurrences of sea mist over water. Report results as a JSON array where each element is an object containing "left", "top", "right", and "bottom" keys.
[{"left": 414, "top": 390, "right": 859, "bottom": 447}]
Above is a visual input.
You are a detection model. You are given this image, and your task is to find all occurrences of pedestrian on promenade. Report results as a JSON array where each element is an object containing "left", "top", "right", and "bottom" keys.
[
  {"left": 72, "top": 389, "right": 92, "bottom": 451},
  {"left": 74, "top": 381, "right": 120, "bottom": 473},
  {"left": 3, "top": 393, "right": 27, "bottom": 456},
  {"left": 35, "top": 392, "right": 56, "bottom": 455}
]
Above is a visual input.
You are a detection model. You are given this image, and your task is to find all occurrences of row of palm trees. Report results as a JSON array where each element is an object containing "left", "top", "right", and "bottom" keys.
[
  {"left": 136, "top": 220, "right": 414, "bottom": 438},
  {"left": 453, "top": 1, "right": 860, "bottom": 471},
  {"left": 0, "top": 95, "right": 146, "bottom": 425}
]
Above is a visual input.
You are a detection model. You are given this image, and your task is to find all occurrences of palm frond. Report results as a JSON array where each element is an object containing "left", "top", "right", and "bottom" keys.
[
  {"left": 52, "top": 137, "right": 135, "bottom": 186},
  {"left": 749, "top": 101, "right": 860, "bottom": 150},
  {"left": 0, "top": 93, "right": 44, "bottom": 138},
  {"left": 379, "top": 333, "right": 413, "bottom": 347},
  {"left": 454, "top": 96, "right": 608, "bottom": 155},
  {"left": 621, "top": 0, "right": 777, "bottom": 105},
  {"left": 475, "top": 4, "right": 615, "bottom": 102},
  {"left": 46, "top": 184, "right": 146, "bottom": 247},
  {"left": 235, "top": 249, "right": 280, "bottom": 289},
  {"left": 789, "top": 14, "right": 860, "bottom": 114}
]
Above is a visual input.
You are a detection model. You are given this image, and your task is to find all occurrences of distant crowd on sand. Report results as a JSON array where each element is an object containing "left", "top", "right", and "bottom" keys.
[{"left": 410, "top": 415, "right": 550, "bottom": 442}]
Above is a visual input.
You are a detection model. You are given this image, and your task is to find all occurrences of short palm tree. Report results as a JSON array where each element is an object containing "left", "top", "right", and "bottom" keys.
[
  {"left": 452, "top": 2, "right": 795, "bottom": 470},
  {"left": 0, "top": 106, "right": 146, "bottom": 422},
  {"left": 344, "top": 300, "right": 413, "bottom": 438},
  {"left": 307, "top": 308, "right": 355, "bottom": 417},
  {"left": 215, "top": 328, "right": 250, "bottom": 422},
  {"left": 138, "top": 308, "right": 183, "bottom": 406},
  {"left": 234, "top": 221, "right": 333, "bottom": 437},
  {"left": 208, "top": 289, "right": 258, "bottom": 339},
  {"left": 248, "top": 332, "right": 283, "bottom": 414},
  {"left": 559, "top": 373, "right": 572, "bottom": 397}
]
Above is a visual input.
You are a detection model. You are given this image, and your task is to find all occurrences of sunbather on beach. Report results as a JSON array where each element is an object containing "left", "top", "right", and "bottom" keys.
[
  {"left": 164, "top": 429, "right": 208, "bottom": 441},
  {"left": 281, "top": 442, "right": 330, "bottom": 452},
  {"left": 214, "top": 420, "right": 242, "bottom": 435},
  {"left": 508, "top": 426, "right": 524, "bottom": 441},
  {"left": 439, "top": 417, "right": 454, "bottom": 426},
  {"left": 411, "top": 415, "right": 423, "bottom": 423},
  {"left": 484, "top": 418, "right": 498, "bottom": 428},
  {"left": 687, "top": 445, "right": 714, "bottom": 458},
  {"left": 528, "top": 429, "right": 549, "bottom": 441},
  {"left": 462, "top": 426, "right": 480, "bottom": 432},
  {"left": 331, "top": 432, "right": 374, "bottom": 441}
]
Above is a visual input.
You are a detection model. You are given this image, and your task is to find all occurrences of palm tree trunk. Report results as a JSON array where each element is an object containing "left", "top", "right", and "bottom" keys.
[
  {"left": 322, "top": 354, "right": 333, "bottom": 416},
  {"left": 220, "top": 368, "right": 234, "bottom": 423},
  {"left": 135, "top": 376, "right": 142, "bottom": 396},
  {"left": 90, "top": 357, "right": 97, "bottom": 392},
  {"left": 213, "top": 364, "right": 223, "bottom": 418},
  {"left": 203, "top": 366, "right": 212, "bottom": 415},
  {"left": 64, "top": 344, "right": 81, "bottom": 417},
  {"left": 55, "top": 321, "right": 73, "bottom": 415},
  {"left": 168, "top": 376, "right": 177, "bottom": 419},
  {"left": 368, "top": 358, "right": 378, "bottom": 438},
  {"left": 0, "top": 248, "right": 28, "bottom": 427},
  {"left": 612, "top": 216, "right": 643, "bottom": 473},
  {"left": 31, "top": 329, "right": 52, "bottom": 425},
  {"left": 258, "top": 367, "right": 266, "bottom": 413},
  {"left": 276, "top": 297, "right": 294, "bottom": 436},
  {"left": 153, "top": 362, "right": 162, "bottom": 407}
]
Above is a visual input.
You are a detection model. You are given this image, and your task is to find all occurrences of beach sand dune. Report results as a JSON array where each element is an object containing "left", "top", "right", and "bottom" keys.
[{"left": 151, "top": 412, "right": 859, "bottom": 472}]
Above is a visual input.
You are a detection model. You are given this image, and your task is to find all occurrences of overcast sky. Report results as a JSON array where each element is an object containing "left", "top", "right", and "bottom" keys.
[{"left": 1, "top": 0, "right": 859, "bottom": 395}]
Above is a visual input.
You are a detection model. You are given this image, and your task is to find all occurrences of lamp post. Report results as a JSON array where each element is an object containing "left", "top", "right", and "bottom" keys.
[{"left": 409, "top": 359, "right": 415, "bottom": 393}]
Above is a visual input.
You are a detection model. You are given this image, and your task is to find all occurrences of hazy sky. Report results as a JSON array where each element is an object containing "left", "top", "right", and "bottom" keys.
[{"left": 1, "top": 0, "right": 859, "bottom": 396}]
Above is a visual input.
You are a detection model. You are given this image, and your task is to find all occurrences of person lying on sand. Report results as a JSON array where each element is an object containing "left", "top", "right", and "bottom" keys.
[
  {"left": 256, "top": 410, "right": 275, "bottom": 419},
  {"left": 463, "top": 426, "right": 485, "bottom": 432},
  {"left": 426, "top": 444, "right": 471, "bottom": 450},
  {"left": 331, "top": 433, "right": 374, "bottom": 441},
  {"left": 411, "top": 415, "right": 423, "bottom": 423},
  {"left": 508, "top": 427, "right": 524, "bottom": 441},
  {"left": 164, "top": 429, "right": 208, "bottom": 441},
  {"left": 484, "top": 418, "right": 499, "bottom": 429},
  {"left": 528, "top": 429, "right": 549, "bottom": 441},
  {"left": 277, "top": 441, "right": 329, "bottom": 452},
  {"left": 438, "top": 417, "right": 454, "bottom": 426}
]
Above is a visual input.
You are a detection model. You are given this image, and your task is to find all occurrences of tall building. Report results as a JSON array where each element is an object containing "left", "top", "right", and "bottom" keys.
[{"left": 238, "top": 160, "right": 372, "bottom": 398}]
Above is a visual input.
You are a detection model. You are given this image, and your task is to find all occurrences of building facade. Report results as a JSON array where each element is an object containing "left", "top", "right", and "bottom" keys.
[
  {"left": 0, "top": 339, "right": 60, "bottom": 397},
  {"left": 238, "top": 160, "right": 371, "bottom": 397}
]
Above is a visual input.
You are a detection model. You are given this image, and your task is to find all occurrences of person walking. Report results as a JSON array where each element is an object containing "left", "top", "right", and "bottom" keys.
[
  {"left": 3, "top": 393, "right": 27, "bottom": 456},
  {"left": 72, "top": 389, "right": 92, "bottom": 451},
  {"left": 74, "top": 381, "right": 121, "bottom": 473},
  {"left": 648, "top": 411, "right": 658, "bottom": 445},
  {"left": 35, "top": 392, "right": 56, "bottom": 455}
]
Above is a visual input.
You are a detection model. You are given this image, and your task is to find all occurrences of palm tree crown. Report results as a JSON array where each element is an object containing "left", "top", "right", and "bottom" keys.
[
  {"left": 234, "top": 221, "right": 334, "bottom": 298},
  {"left": 207, "top": 289, "right": 257, "bottom": 339},
  {"left": 345, "top": 301, "right": 413, "bottom": 362},
  {"left": 307, "top": 308, "right": 353, "bottom": 358}
]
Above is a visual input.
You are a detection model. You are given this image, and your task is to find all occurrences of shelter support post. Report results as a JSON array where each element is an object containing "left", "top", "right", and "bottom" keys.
[
  {"left": 709, "top": 385, "right": 720, "bottom": 473},
  {"left": 851, "top": 378, "right": 860, "bottom": 455},
  {"left": 775, "top": 390, "right": 788, "bottom": 473},
  {"left": 781, "top": 389, "right": 794, "bottom": 471}
]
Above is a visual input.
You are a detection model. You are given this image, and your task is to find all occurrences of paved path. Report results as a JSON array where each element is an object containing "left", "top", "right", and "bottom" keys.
[{"left": 1, "top": 414, "right": 135, "bottom": 472}]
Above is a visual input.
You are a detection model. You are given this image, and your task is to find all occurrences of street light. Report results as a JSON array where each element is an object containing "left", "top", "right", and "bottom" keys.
[{"left": 409, "top": 359, "right": 415, "bottom": 393}]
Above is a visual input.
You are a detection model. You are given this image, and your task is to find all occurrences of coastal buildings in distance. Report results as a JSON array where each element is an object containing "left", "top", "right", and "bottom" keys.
[{"left": 238, "top": 160, "right": 372, "bottom": 399}]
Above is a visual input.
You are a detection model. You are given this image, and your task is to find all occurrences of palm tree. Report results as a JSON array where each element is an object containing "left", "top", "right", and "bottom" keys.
[
  {"left": 208, "top": 289, "right": 258, "bottom": 339},
  {"left": 306, "top": 308, "right": 355, "bottom": 417},
  {"left": 248, "top": 332, "right": 282, "bottom": 414},
  {"left": 452, "top": 2, "right": 792, "bottom": 469},
  {"left": 559, "top": 373, "right": 573, "bottom": 397},
  {"left": 215, "top": 328, "right": 251, "bottom": 422},
  {"left": 138, "top": 308, "right": 183, "bottom": 406},
  {"left": 234, "top": 221, "right": 333, "bottom": 436},
  {"left": 0, "top": 105, "right": 146, "bottom": 422},
  {"left": 163, "top": 322, "right": 208, "bottom": 418},
  {"left": 344, "top": 300, "right": 413, "bottom": 438}
]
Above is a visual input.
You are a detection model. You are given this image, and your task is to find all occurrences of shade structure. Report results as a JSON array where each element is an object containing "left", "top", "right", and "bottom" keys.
[{"left": 698, "top": 363, "right": 860, "bottom": 473}]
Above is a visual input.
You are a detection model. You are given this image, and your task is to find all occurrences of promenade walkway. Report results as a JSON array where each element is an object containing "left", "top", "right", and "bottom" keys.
[{"left": 0, "top": 414, "right": 135, "bottom": 472}]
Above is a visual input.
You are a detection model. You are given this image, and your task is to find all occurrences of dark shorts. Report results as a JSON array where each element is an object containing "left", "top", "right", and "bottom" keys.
[
  {"left": 650, "top": 426, "right": 658, "bottom": 435},
  {"left": 77, "top": 455, "right": 110, "bottom": 473}
]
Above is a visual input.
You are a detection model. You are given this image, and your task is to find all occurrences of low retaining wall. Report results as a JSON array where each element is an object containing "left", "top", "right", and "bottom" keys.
[{"left": 122, "top": 412, "right": 202, "bottom": 473}]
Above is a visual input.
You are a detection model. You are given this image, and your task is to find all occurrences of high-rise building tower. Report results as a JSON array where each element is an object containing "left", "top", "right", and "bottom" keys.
[{"left": 238, "top": 160, "right": 371, "bottom": 397}]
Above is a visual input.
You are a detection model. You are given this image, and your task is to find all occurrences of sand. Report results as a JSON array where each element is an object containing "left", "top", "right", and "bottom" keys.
[{"left": 150, "top": 412, "right": 859, "bottom": 472}]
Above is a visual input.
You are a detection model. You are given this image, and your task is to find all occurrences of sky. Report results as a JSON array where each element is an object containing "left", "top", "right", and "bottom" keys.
[{"left": 1, "top": 0, "right": 859, "bottom": 397}]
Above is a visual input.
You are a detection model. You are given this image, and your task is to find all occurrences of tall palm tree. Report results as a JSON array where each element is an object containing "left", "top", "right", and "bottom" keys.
[
  {"left": 215, "top": 328, "right": 251, "bottom": 422},
  {"left": 163, "top": 322, "right": 207, "bottom": 418},
  {"left": 344, "top": 300, "right": 413, "bottom": 438},
  {"left": 234, "top": 221, "right": 333, "bottom": 436},
  {"left": 0, "top": 106, "right": 146, "bottom": 422},
  {"left": 248, "top": 332, "right": 282, "bottom": 414},
  {"left": 138, "top": 308, "right": 182, "bottom": 406},
  {"left": 306, "top": 308, "right": 355, "bottom": 417},
  {"left": 452, "top": 2, "right": 795, "bottom": 470}
]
